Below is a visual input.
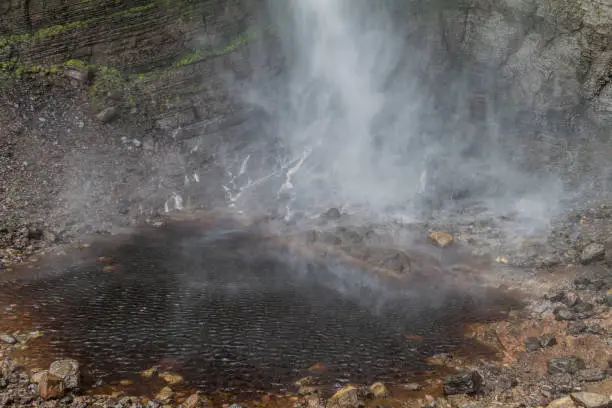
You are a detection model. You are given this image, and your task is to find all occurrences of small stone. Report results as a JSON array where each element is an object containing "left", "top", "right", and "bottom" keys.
[
  {"left": 525, "top": 336, "right": 542, "bottom": 352},
  {"left": 49, "top": 359, "right": 80, "bottom": 390},
  {"left": 568, "top": 322, "right": 588, "bottom": 335},
  {"left": 33, "top": 371, "right": 65, "bottom": 400},
  {"left": 443, "top": 370, "right": 483, "bottom": 395},
  {"left": 295, "top": 376, "right": 315, "bottom": 387},
  {"left": 555, "top": 307, "right": 576, "bottom": 321},
  {"left": 564, "top": 292, "right": 580, "bottom": 307},
  {"left": 369, "top": 382, "right": 389, "bottom": 398},
  {"left": 159, "top": 372, "right": 183, "bottom": 385},
  {"left": 540, "top": 334, "right": 558, "bottom": 348},
  {"left": 298, "top": 386, "right": 319, "bottom": 396},
  {"left": 571, "top": 301, "right": 594, "bottom": 314},
  {"left": 429, "top": 232, "right": 454, "bottom": 248},
  {"left": 605, "top": 289, "right": 612, "bottom": 307},
  {"left": 548, "top": 357, "right": 586, "bottom": 375},
  {"left": 402, "top": 383, "right": 422, "bottom": 391},
  {"left": 155, "top": 386, "right": 174, "bottom": 402},
  {"left": 576, "top": 368, "right": 606, "bottom": 382},
  {"left": 327, "top": 385, "right": 365, "bottom": 408},
  {"left": 96, "top": 106, "right": 119, "bottom": 124},
  {"left": 570, "top": 392, "right": 610, "bottom": 408},
  {"left": 0, "top": 334, "right": 17, "bottom": 344},
  {"left": 581, "top": 243, "right": 605, "bottom": 264},
  {"left": 140, "top": 366, "right": 159, "bottom": 377}
]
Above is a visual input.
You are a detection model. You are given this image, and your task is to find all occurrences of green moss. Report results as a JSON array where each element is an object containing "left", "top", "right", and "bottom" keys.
[
  {"left": 88, "top": 66, "right": 126, "bottom": 109},
  {"left": 0, "top": 3, "right": 157, "bottom": 47}
]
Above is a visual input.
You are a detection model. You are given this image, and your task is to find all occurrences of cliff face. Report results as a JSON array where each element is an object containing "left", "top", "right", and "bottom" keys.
[
  {"left": 0, "top": 0, "right": 274, "bottom": 249},
  {"left": 0, "top": 0, "right": 611, "bottom": 251}
]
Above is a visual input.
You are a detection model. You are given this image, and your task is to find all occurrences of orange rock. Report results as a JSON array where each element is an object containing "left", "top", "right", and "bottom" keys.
[
  {"left": 428, "top": 232, "right": 454, "bottom": 248},
  {"left": 33, "top": 371, "right": 65, "bottom": 400}
]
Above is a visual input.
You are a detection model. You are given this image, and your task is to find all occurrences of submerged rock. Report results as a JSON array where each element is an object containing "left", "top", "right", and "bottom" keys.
[{"left": 443, "top": 370, "right": 483, "bottom": 395}]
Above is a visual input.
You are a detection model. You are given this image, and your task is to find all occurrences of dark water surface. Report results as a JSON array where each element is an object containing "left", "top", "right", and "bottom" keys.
[{"left": 0, "top": 219, "right": 520, "bottom": 397}]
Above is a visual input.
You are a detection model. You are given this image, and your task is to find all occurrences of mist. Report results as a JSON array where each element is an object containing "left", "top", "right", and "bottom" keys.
[{"left": 222, "top": 0, "right": 595, "bottom": 241}]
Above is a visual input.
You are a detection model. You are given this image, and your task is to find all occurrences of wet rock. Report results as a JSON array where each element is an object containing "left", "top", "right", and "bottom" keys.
[
  {"left": 96, "top": 106, "right": 119, "bottom": 124},
  {"left": 546, "top": 396, "right": 577, "bottom": 408},
  {"left": 570, "top": 392, "right": 610, "bottom": 408},
  {"left": 33, "top": 371, "right": 65, "bottom": 400},
  {"left": 549, "top": 373, "right": 580, "bottom": 394},
  {"left": 362, "top": 248, "right": 411, "bottom": 273},
  {"left": 327, "top": 385, "right": 365, "bottom": 408},
  {"left": 159, "top": 371, "right": 183, "bottom": 385},
  {"left": 295, "top": 376, "right": 316, "bottom": 387},
  {"left": 555, "top": 307, "right": 576, "bottom": 321},
  {"left": 295, "top": 395, "right": 325, "bottom": 408},
  {"left": 571, "top": 301, "right": 594, "bottom": 314},
  {"left": 576, "top": 368, "right": 606, "bottom": 382},
  {"left": 181, "top": 393, "right": 212, "bottom": 408},
  {"left": 140, "top": 366, "right": 159, "bottom": 378},
  {"left": 581, "top": 244, "right": 605, "bottom": 264},
  {"left": 298, "top": 386, "right": 320, "bottom": 396},
  {"left": 49, "top": 359, "right": 80, "bottom": 390},
  {"left": 525, "top": 336, "right": 543, "bottom": 352},
  {"left": 0, "top": 334, "right": 17, "bottom": 344},
  {"left": 548, "top": 357, "right": 586, "bottom": 375},
  {"left": 321, "top": 208, "right": 342, "bottom": 220},
  {"left": 369, "top": 382, "right": 389, "bottom": 398},
  {"left": 428, "top": 231, "right": 454, "bottom": 248},
  {"left": 443, "top": 370, "right": 483, "bottom": 395},
  {"left": 564, "top": 292, "right": 580, "bottom": 308},
  {"left": 155, "top": 386, "right": 174, "bottom": 402},
  {"left": 541, "top": 334, "right": 558, "bottom": 348}
]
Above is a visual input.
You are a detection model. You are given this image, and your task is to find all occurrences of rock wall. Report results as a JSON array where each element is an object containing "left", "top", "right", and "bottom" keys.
[
  {"left": 0, "top": 0, "right": 275, "bottom": 251},
  {"left": 0, "top": 0, "right": 611, "bottom": 252},
  {"left": 435, "top": 0, "right": 612, "bottom": 127}
]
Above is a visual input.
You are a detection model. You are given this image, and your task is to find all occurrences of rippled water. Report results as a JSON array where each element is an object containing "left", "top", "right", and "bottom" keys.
[{"left": 0, "top": 219, "right": 519, "bottom": 396}]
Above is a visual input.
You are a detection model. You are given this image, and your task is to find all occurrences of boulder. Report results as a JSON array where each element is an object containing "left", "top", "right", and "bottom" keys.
[
  {"left": 443, "top": 370, "right": 483, "bottom": 395},
  {"left": 581, "top": 243, "right": 605, "bottom": 264},
  {"left": 181, "top": 393, "right": 212, "bottom": 408},
  {"left": 49, "top": 359, "right": 80, "bottom": 390},
  {"left": 428, "top": 232, "right": 454, "bottom": 248},
  {"left": 326, "top": 385, "right": 365, "bottom": 408},
  {"left": 369, "top": 382, "right": 389, "bottom": 397},
  {"left": 548, "top": 357, "right": 586, "bottom": 375},
  {"left": 32, "top": 371, "right": 65, "bottom": 400},
  {"left": 570, "top": 392, "right": 611, "bottom": 408}
]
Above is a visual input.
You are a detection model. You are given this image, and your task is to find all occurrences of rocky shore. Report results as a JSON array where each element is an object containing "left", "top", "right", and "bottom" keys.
[{"left": 0, "top": 206, "right": 610, "bottom": 408}]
